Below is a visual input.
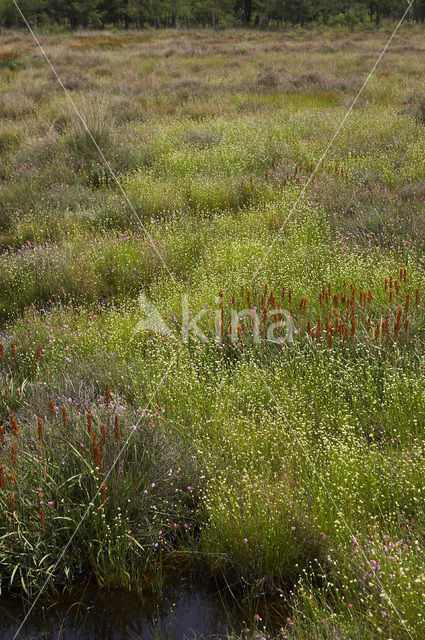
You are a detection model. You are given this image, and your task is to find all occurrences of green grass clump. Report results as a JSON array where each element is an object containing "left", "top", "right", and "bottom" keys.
[
  {"left": 0, "top": 364, "right": 198, "bottom": 595},
  {"left": 0, "top": 51, "right": 24, "bottom": 71}
]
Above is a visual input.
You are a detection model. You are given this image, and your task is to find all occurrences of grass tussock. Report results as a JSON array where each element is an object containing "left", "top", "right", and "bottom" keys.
[{"left": 0, "top": 51, "right": 23, "bottom": 70}]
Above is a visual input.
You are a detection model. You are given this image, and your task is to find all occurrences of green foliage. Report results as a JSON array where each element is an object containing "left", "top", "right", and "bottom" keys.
[
  {"left": 0, "top": 0, "right": 421, "bottom": 29},
  {"left": 2, "top": 26, "right": 425, "bottom": 639},
  {"left": 0, "top": 51, "right": 24, "bottom": 71},
  {"left": 0, "top": 367, "right": 198, "bottom": 595}
]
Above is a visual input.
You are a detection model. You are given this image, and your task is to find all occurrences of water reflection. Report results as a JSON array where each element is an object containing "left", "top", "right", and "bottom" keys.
[{"left": 0, "top": 576, "right": 240, "bottom": 640}]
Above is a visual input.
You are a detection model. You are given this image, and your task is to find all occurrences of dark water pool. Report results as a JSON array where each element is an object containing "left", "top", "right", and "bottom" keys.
[{"left": 0, "top": 576, "right": 245, "bottom": 640}]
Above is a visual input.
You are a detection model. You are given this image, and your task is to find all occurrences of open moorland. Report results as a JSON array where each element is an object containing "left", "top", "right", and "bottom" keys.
[{"left": 1, "top": 26, "right": 425, "bottom": 638}]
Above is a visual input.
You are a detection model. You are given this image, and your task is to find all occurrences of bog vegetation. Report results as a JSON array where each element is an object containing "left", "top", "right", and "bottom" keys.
[{"left": 1, "top": 25, "right": 425, "bottom": 639}]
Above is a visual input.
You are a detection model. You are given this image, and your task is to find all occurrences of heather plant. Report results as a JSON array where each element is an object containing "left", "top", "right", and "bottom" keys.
[
  {"left": 402, "top": 92, "right": 425, "bottom": 124},
  {"left": 0, "top": 125, "right": 21, "bottom": 153}
]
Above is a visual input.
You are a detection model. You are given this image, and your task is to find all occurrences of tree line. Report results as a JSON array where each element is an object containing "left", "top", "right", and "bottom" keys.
[{"left": 0, "top": 0, "right": 424, "bottom": 30}]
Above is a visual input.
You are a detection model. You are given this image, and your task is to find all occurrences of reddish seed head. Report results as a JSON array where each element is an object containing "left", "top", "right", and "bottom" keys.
[
  {"left": 383, "top": 317, "right": 390, "bottom": 340},
  {"left": 105, "top": 382, "right": 111, "bottom": 407},
  {"left": 37, "top": 418, "right": 43, "bottom": 443},
  {"left": 10, "top": 415, "right": 19, "bottom": 439},
  {"left": 0, "top": 425, "right": 4, "bottom": 446},
  {"left": 316, "top": 318, "right": 322, "bottom": 343},
  {"left": 101, "top": 483, "right": 107, "bottom": 504},
  {"left": 394, "top": 322, "right": 400, "bottom": 340},
  {"left": 11, "top": 445, "right": 16, "bottom": 466},
  {"left": 0, "top": 465, "right": 5, "bottom": 489},
  {"left": 92, "top": 433, "right": 101, "bottom": 468},
  {"left": 35, "top": 343, "right": 41, "bottom": 363},
  {"left": 100, "top": 424, "right": 106, "bottom": 447},
  {"left": 39, "top": 507, "right": 45, "bottom": 532},
  {"left": 9, "top": 493, "right": 15, "bottom": 513},
  {"left": 50, "top": 399, "right": 55, "bottom": 418}
]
